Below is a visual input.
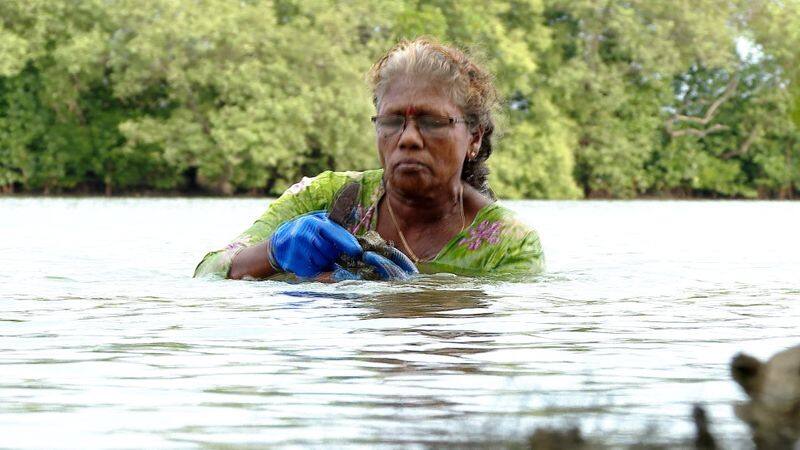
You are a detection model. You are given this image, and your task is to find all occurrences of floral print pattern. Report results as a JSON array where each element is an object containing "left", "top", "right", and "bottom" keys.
[{"left": 460, "top": 220, "right": 503, "bottom": 251}]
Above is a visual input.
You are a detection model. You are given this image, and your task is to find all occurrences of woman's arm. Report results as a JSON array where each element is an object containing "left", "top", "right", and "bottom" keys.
[
  {"left": 228, "top": 241, "right": 278, "bottom": 279},
  {"left": 193, "top": 171, "right": 354, "bottom": 279}
]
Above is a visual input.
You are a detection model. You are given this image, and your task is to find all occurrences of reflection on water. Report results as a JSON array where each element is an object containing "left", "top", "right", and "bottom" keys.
[
  {"left": 1, "top": 198, "right": 799, "bottom": 448},
  {"left": 362, "top": 286, "right": 492, "bottom": 319}
]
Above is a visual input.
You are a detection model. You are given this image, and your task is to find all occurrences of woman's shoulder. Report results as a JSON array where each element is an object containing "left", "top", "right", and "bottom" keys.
[
  {"left": 426, "top": 202, "right": 544, "bottom": 276},
  {"left": 460, "top": 202, "right": 541, "bottom": 257},
  {"left": 473, "top": 202, "right": 538, "bottom": 237},
  {"left": 283, "top": 169, "right": 384, "bottom": 197},
  {"left": 478, "top": 203, "right": 544, "bottom": 274}
]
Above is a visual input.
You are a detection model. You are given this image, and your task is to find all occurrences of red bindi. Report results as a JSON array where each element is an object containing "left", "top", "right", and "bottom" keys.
[{"left": 404, "top": 106, "right": 417, "bottom": 117}]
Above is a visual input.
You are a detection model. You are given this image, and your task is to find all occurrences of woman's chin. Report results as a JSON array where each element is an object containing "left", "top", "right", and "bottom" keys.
[{"left": 388, "top": 170, "right": 432, "bottom": 194}]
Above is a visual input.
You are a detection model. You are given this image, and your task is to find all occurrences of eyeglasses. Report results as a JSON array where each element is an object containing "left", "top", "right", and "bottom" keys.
[{"left": 371, "top": 114, "right": 471, "bottom": 138}]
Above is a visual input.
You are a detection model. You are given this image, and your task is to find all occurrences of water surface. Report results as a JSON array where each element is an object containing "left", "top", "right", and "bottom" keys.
[{"left": 1, "top": 198, "right": 799, "bottom": 448}]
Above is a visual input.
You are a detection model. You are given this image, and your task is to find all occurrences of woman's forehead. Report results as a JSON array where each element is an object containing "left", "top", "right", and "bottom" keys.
[
  {"left": 382, "top": 100, "right": 449, "bottom": 115},
  {"left": 379, "top": 77, "right": 460, "bottom": 114}
]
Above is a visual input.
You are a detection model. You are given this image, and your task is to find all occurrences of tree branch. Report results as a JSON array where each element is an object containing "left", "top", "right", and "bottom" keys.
[
  {"left": 666, "top": 76, "right": 739, "bottom": 138},
  {"left": 721, "top": 126, "right": 759, "bottom": 159},
  {"left": 668, "top": 123, "right": 729, "bottom": 138}
]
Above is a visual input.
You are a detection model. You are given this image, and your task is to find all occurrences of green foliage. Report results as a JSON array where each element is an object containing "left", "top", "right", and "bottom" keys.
[{"left": 0, "top": 0, "right": 798, "bottom": 198}]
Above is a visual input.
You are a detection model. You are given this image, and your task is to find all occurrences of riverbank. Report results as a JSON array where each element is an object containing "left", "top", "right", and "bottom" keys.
[{"left": 1, "top": 188, "right": 797, "bottom": 200}]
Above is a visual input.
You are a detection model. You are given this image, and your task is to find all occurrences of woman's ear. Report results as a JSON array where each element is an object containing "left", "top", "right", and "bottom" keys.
[{"left": 469, "top": 125, "right": 484, "bottom": 158}]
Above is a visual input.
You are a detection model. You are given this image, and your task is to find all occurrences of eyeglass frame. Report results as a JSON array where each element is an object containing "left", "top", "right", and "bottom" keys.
[{"left": 370, "top": 113, "right": 474, "bottom": 137}]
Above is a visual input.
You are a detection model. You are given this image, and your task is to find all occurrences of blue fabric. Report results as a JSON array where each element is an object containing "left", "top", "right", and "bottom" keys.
[{"left": 270, "top": 211, "right": 362, "bottom": 278}]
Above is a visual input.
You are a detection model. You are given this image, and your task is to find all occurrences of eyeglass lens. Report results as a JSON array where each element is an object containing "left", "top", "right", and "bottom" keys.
[{"left": 374, "top": 115, "right": 452, "bottom": 136}]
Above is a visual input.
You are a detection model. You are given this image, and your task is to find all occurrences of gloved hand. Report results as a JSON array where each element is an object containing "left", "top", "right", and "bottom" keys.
[
  {"left": 269, "top": 211, "right": 362, "bottom": 278},
  {"left": 364, "top": 247, "right": 418, "bottom": 280},
  {"left": 328, "top": 247, "right": 419, "bottom": 282}
]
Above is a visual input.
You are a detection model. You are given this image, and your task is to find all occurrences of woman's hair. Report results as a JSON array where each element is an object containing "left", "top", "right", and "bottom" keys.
[{"left": 368, "top": 37, "right": 499, "bottom": 198}]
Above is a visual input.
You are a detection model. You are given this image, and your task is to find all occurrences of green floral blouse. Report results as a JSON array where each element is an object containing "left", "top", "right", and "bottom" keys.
[{"left": 193, "top": 169, "right": 544, "bottom": 278}]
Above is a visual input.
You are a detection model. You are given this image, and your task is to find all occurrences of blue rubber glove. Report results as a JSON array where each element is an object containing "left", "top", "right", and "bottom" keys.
[
  {"left": 269, "top": 211, "right": 362, "bottom": 278},
  {"left": 327, "top": 248, "right": 417, "bottom": 282},
  {"left": 330, "top": 264, "right": 361, "bottom": 282},
  {"left": 362, "top": 248, "right": 419, "bottom": 280}
]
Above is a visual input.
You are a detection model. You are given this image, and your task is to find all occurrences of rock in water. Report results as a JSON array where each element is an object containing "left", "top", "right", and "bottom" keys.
[
  {"left": 731, "top": 344, "right": 800, "bottom": 449},
  {"left": 527, "top": 426, "right": 587, "bottom": 449},
  {"left": 692, "top": 404, "right": 717, "bottom": 450}
]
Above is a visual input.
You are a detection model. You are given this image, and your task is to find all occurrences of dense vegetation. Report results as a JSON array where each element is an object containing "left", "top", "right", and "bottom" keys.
[{"left": 1, "top": 0, "right": 798, "bottom": 198}]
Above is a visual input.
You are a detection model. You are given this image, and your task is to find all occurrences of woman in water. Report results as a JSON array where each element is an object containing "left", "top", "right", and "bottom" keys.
[{"left": 194, "top": 38, "right": 544, "bottom": 280}]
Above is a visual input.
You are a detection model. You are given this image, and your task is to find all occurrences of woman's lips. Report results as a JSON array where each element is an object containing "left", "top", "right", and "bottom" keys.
[{"left": 395, "top": 159, "right": 429, "bottom": 171}]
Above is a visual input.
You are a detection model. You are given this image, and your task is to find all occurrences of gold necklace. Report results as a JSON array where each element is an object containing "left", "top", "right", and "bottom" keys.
[{"left": 386, "top": 183, "right": 466, "bottom": 263}]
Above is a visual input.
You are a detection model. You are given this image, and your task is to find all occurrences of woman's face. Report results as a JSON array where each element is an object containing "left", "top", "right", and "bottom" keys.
[{"left": 376, "top": 76, "right": 481, "bottom": 195}]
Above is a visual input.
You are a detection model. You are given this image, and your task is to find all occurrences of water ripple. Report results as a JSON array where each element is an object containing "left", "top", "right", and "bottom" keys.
[{"left": 1, "top": 199, "right": 799, "bottom": 448}]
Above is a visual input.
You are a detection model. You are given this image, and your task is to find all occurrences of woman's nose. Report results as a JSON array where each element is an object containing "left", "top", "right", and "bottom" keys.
[{"left": 397, "top": 117, "right": 424, "bottom": 150}]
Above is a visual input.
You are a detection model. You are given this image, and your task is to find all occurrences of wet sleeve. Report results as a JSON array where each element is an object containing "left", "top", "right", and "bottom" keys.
[
  {"left": 192, "top": 171, "right": 350, "bottom": 278},
  {"left": 493, "top": 229, "right": 545, "bottom": 275}
]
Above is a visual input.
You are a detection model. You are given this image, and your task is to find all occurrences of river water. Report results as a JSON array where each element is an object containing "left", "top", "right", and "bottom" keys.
[{"left": 1, "top": 198, "right": 799, "bottom": 449}]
